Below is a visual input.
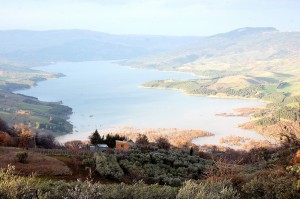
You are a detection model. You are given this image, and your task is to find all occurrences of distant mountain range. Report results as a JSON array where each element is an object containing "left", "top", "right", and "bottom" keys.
[
  {"left": 123, "top": 27, "right": 300, "bottom": 75},
  {"left": 0, "top": 29, "right": 201, "bottom": 66}
]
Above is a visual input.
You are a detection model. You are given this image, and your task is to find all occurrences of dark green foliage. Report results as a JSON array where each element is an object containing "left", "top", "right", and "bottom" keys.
[
  {"left": 48, "top": 104, "right": 72, "bottom": 116},
  {"left": 155, "top": 137, "right": 171, "bottom": 150},
  {"left": 177, "top": 180, "right": 240, "bottom": 199},
  {"left": 0, "top": 83, "right": 30, "bottom": 91},
  {"left": 105, "top": 134, "right": 126, "bottom": 148},
  {"left": 97, "top": 182, "right": 178, "bottom": 199},
  {"left": 0, "top": 118, "right": 16, "bottom": 137},
  {"left": 274, "top": 106, "right": 300, "bottom": 121},
  {"left": 16, "top": 151, "right": 28, "bottom": 163},
  {"left": 0, "top": 166, "right": 178, "bottom": 199},
  {"left": 256, "top": 117, "right": 277, "bottom": 126},
  {"left": 219, "top": 85, "right": 263, "bottom": 98},
  {"left": 89, "top": 129, "right": 103, "bottom": 145},
  {"left": 0, "top": 118, "right": 9, "bottom": 132},
  {"left": 242, "top": 175, "right": 300, "bottom": 199},
  {"left": 117, "top": 148, "right": 212, "bottom": 186},
  {"left": 135, "top": 134, "right": 149, "bottom": 148},
  {"left": 35, "top": 133, "right": 56, "bottom": 149},
  {"left": 95, "top": 153, "right": 124, "bottom": 180},
  {"left": 190, "top": 147, "right": 194, "bottom": 156}
]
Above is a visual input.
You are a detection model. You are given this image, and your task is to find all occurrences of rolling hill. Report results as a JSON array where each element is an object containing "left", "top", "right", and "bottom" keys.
[
  {"left": 0, "top": 30, "right": 201, "bottom": 66},
  {"left": 126, "top": 27, "right": 300, "bottom": 98}
]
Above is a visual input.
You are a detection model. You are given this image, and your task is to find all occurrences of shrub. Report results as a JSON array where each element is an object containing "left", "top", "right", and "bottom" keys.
[
  {"left": 117, "top": 148, "right": 212, "bottom": 186},
  {"left": 16, "top": 151, "right": 28, "bottom": 163},
  {"left": 89, "top": 129, "right": 103, "bottom": 145},
  {"left": 66, "top": 180, "right": 102, "bottom": 199},
  {"left": 156, "top": 137, "right": 171, "bottom": 150},
  {"left": 176, "top": 180, "right": 240, "bottom": 199},
  {"left": 0, "top": 131, "right": 13, "bottom": 146},
  {"left": 0, "top": 165, "right": 38, "bottom": 199},
  {"left": 242, "top": 175, "right": 300, "bottom": 199},
  {"left": 95, "top": 153, "right": 124, "bottom": 180},
  {"left": 35, "top": 133, "right": 57, "bottom": 149},
  {"left": 98, "top": 181, "right": 178, "bottom": 199},
  {"left": 135, "top": 134, "right": 149, "bottom": 147}
]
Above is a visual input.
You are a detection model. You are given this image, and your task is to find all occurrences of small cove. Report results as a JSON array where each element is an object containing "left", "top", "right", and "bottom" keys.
[{"left": 17, "top": 61, "right": 266, "bottom": 145}]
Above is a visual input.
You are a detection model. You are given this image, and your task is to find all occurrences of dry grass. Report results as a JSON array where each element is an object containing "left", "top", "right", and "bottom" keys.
[
  {"left": 219, "top": 135, "right": 273, "bottom": 151},
  {"left": 0, "top": 147, "right": 72, "bottom": 176},
  {"left": 292, "top": 150, "right": 300, "bottom": 165},
  {"left": 234, "top": 107, "right": 263, "bottom": 116},
  {"left": 241, "top": 120, "right": 300, "bottom": 139},
  {"left": 105, "top": 126, "right": 213, "bottom": 147}
]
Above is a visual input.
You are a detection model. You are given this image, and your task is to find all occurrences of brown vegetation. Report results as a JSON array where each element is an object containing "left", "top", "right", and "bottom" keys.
[
  {"left": 0, "top": 147, "right": 72, "bottom": 176},
  {"left": 219, "top": 135, "right": 274, "bottom": 150},
  {"left": 235, "top": 107, "right": 263, "bottom": 116},
  {"left": 0, "top": 131, "right": 14, "bottom": 146},
  {"left": 241, "top": 120, "right": 300, "bottom": 140},
  {"left": 291, "top": 149, "right": 300, "bottom": 165},
  {"left": 105, "top": 126, "right": 213, "bottom": 147}
]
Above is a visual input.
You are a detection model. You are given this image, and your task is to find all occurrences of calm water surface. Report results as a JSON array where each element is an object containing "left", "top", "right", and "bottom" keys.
[{"left": 18, "top": 61, "right": 265, "bottom": 145}]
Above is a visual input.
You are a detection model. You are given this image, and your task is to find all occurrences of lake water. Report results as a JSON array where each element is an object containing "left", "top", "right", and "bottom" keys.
[{"left": 17, "top": 61, "right": 265, "bottom": 145}]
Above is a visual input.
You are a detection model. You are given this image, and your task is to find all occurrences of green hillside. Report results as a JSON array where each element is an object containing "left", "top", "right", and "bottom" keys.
[
  {"left": 126, "top": 27, "right": 300, "bottom": 100},
  {"left": 0, "top": 90, "right": 72, "bottom": 136},
  {"left": 0, "top": 64, "right": 62, "bottom": 91}
]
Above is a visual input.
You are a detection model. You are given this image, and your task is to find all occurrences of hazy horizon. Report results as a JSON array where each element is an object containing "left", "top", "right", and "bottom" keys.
[{"left": 0, "top": 0, "right": 299, "bottom": 36}]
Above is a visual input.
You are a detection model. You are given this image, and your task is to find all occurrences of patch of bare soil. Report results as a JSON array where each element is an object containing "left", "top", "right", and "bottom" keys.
[{"left": 0, "top": 147, "right": 72, "bottom": 176}]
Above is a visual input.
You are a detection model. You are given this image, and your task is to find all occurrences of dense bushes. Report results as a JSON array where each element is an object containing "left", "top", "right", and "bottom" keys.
[
  {"left": 0, "top": 166, "right": 177, "bottom": 199},
  {"left": 256, "top": 117, "right": 277, "bottom": 126},
  {"left": 274, "top": 106, "right": 300, "bottom": 121},
  {"left": 16, "top": 152, "right": 28, "bottom": 163},
  {"left": 117, "top": 148, "right": 213, "bottom": 186},
  {"left": 95, "top": 153, "right": 124, "bottom": 180},
  {"left": 242, "top": 174, "right": 300, "bottom": 199},
  {"left": 177, "top": 180, "right": 240, "bottom": 199},
  {"left": 0, "top": 165, "right": 37, "bottom": 199},
  {"left": 35, "top": 133, "right": 57, "bottom": 149}
]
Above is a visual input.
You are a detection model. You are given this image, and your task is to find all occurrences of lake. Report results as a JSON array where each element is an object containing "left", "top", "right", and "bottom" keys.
[{"left": 17, "top": 61, "right": 265, "bottom": 145}]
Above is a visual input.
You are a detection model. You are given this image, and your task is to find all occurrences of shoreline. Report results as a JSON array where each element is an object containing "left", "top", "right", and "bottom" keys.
[
  {"left": 140, "top": 84, "right": 269, "bottom": 104},
  {"left": 56, "top": 125, "right": 270, "bottom": 150},
  {"left": 15, "top": 61, "right": 269, "bottom": 147}
]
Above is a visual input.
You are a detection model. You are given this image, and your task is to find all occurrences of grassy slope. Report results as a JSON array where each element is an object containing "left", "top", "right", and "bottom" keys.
[
  {"left": 0, "top": 64, "right": 61, "bottom": 90},
  {"left": 125, "top": 29, "right": 300, "bottom": 100},
  {"left": 0, "top": 147, "right": 72, "bottom": 176},
  {"left": 0, "top": 90, "right": 73, "bottom": 136}
]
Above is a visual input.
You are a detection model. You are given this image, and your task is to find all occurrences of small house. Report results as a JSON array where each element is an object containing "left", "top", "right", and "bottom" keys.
[
  {"left": 89, "top": 144, "right": 109, "bottom": 152},
  {"left": 115, "top": 140, "right": 130, "bottom": 151}
]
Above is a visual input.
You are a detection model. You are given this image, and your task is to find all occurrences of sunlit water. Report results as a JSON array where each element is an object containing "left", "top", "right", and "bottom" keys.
[{"left": 17, "top": 61, "right": 265, "bottom": 145}]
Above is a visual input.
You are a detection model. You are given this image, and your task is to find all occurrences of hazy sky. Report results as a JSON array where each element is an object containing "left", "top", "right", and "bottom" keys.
[{"left": 0, "top": 0, "right": 299, "bottom": 36}]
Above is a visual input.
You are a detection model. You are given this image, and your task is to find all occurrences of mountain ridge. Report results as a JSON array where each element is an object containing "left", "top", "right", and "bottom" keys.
[
  {"left": 0, "top": 29, "right": 202, "bottom": 66},
  {"left": 122, "top": 27, "right": 300, "bottom": 75}
]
